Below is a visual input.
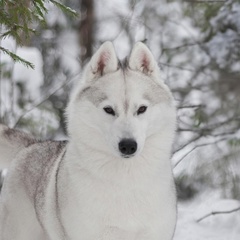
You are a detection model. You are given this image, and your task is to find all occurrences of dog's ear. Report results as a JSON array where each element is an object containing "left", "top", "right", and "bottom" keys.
[
  {"left": 88, "top": 41, "right": 118, "bottom": 78},
  {"left": 128, "top": 42, "right": 156, "bottom": 75}
]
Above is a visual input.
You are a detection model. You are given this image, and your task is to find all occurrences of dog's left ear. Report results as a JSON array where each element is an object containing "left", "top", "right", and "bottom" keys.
[
  {"left": 88, "top": 41, "right": 118, "bottom": 78},
  {"left": 128, "top": 42, "right": 156, "bottom": 75}
]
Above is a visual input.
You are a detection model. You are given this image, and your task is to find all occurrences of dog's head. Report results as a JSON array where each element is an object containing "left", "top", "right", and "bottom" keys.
[{"left": 67, "top": 42, "right": 176, "bottom": 159}]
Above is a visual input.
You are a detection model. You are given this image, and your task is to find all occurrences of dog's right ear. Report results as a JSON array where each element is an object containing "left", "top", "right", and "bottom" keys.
[{"left": 86, "top": 41, "right": 118, "bottom": 80}]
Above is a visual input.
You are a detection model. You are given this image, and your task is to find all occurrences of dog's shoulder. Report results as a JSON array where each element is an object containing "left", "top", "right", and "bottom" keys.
[
  {"left": 6, "top": 140, "right": 68, "bottom": 199},
  {"left": 16, "top": 139, "right": 67, "bottom": 169},
  {"left": 0, "top": 124, "right": 37, "bottom": 148},
  {"left": 0, "top": 124, "right": 38, "bottom": 168}
]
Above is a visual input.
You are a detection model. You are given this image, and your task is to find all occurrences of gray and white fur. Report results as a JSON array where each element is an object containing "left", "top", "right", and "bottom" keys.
[{"left": 0, "top": 42, "right": 177, "bottom": 240}]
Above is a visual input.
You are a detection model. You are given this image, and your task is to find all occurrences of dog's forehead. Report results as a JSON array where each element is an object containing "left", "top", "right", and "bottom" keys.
[
  {"left": 124, "top": 71, "right": 171, "bottom": 104},
  {"left": 79, "top": 71, "right": 125, "bottom": 105},
  {"left": 79, "top": 69, "right": 171, "bottom": 106}
]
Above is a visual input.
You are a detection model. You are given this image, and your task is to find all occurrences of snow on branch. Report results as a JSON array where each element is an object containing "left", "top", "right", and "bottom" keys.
[{"left": 0, "top": 46, "right": 34, "bottom": 69}]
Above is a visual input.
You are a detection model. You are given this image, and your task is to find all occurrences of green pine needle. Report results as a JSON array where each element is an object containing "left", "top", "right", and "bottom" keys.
[
  {"left": 50, "top": 0, "right": 78, "bottom": 17},
  {"left": 0, "top": 47, "right": 35, "bottom": 69},
  {"left": 0, "top": 0, "right": 78, "bottom": 69}
]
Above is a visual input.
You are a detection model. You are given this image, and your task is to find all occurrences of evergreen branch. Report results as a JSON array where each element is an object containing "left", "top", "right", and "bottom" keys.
[
  {"left": 50, "top": 0, "right": 78, "bottom": 17},
  {"left": 33, "top": 0, "right": 48, "bottom": 20},
  {"left": 0, "top": 30, "right": 13, "bottom": 39},
  {"left": 0, "top": 47, "right": 35, "bottom": 69},
  {"left": 34, "top": 0, "right": 48, "bottom": 13},
  {"left": 1, "top": 25, "right": 36, "bottom": 38},
  {"left": 0, "top": 0, "right": 77, "bottom": 69}
]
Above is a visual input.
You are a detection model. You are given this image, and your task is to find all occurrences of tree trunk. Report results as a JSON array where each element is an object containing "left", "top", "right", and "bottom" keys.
[{"left": 79, "top": 0, "right": 95, "bottom": 67}]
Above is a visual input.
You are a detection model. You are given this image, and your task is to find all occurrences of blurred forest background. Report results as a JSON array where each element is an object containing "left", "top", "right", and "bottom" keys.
[{"left": 0, "top": 0, "right": 240, "bottom": 239}]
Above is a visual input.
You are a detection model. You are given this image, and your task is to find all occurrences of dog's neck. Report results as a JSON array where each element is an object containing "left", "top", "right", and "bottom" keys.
[{"left": 64, "top": 132, "right": 174, "bottom": 185}]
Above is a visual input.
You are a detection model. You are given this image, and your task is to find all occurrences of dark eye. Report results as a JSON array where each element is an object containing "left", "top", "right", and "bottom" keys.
[
  {"left": 137, "top": 106, "right": 147, "bottom": 115},
  {"left": 103, "top": 107, "right": 115, "bottom": 116}
]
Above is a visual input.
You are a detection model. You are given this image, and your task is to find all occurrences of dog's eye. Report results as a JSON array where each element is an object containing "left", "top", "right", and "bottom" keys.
[
  {"left": 103, "top": 107, "right": 115, "bottom": 116},
  {"left": 137, "top": 106, "right": 147, "bottom": 115}
]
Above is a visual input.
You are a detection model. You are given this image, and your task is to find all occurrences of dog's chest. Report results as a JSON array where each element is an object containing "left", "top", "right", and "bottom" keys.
[{"left": 60, "top": 169, "right": 174, "bottom": 239}]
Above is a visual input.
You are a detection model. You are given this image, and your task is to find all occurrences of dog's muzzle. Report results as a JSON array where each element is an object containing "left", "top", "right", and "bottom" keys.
[{"left": 118, "top": 138, "right": 137, "bottom": 157}]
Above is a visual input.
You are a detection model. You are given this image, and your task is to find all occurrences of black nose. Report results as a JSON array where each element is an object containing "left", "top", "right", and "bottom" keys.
[{"left": 118, "top": 138, "right": 137, "bottom": 156}]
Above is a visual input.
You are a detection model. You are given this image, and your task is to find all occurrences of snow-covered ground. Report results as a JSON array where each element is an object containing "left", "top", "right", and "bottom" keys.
[
  {"left": 174, "top": 197, "right": 240, "bottom": 240},
  {"left": 1, "top": 1, "right": 239, "bottom": 238}
]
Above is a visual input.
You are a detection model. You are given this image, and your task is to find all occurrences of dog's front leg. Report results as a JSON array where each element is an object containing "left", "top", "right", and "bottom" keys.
[
  {"left": 99, "top": 227, "right": 139, "bottom": 240},
  {"left": 99, "top": 227, "right": 159, "bottom": 240}
]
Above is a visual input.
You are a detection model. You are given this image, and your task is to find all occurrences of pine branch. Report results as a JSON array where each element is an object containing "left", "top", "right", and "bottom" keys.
[
  {"left": 33, "top": 0, "right": 48, "bottom": 20},
  {"left": 0, "top": 0, "right": 78, "bottom": 69},
  {"left": 50, "top": 0, "right": 78, "bottom": 17},
  {"left": 0, "top": 47, "right": 34, "bottom": 69}
]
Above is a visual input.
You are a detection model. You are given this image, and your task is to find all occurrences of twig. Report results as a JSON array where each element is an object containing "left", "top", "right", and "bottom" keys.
[
  {"left": 161, "top": 42, "right": 202, "bottom": 52},
  {"left": 178, "top": 104, "right": 205, "bottom": 109},
  {"left": 9, "top": 45, "right": 18, "bottom": 126},
  {"left": 184, "top": 0, "right": 226, "bottom": 3},
  {"left": 0, "top": 24, "right": 2, "bottom": 122},
  {"left": 178, "top": 128, "right": 205, "bottom": 132},
  {"left": 174, "top": 135, "right": 201, "bottom": 154},
  {"left": 158, "top": 61, "right": 196, "bottom": 72},
  {"left": 13, "top": 73, "right": 79, "bottom": 127},
  {"left": 196, "top": 206, "right": 240, "bottom": 223},
  {"left": 174, "top": 137, "right": 228, "bottom": 168}
]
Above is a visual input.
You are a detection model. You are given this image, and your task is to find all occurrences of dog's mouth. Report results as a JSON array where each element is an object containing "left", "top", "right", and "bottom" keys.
[{"left": 121, "top": 154, "right": 135, "bottom": 159}]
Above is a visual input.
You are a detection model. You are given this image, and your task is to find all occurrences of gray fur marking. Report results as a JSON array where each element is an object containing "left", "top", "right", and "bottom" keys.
[
  {"left": 118, "top": 58, "right": 128, "bottom": 72},
  {"left": 3, "top": 127, "right": 37, "bottom": 147},
  {"left": 19, "top": 141, "right": 67, "bottom": 238},
  {"left": 55, "top": 150, "right": 69, "bottom": 239},
  {"left": 144, "top": 81, "right": 171, "bottom": 105},
  {"left": 79, "top": 86, "right": 107, "bottom": 106}
]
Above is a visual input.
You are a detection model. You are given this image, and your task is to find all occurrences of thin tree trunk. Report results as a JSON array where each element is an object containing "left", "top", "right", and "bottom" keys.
[{"left": 79, "top": 0, "right": 95, "bottom": 67}]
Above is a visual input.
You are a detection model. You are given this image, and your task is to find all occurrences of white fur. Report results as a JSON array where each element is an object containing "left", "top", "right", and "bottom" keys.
[
  {"left": 0, "top": 42, "right": 177, "bottom": 240},
  {"left": 65, "top": 42, "right": 177, "bottom": 239}
]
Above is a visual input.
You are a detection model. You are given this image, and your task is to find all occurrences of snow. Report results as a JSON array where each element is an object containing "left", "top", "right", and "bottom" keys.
[
  {"left": 207, "top": 1, "right": 240, "bottom": 69},
  {"left": 1, "top": 37, "right": 43, "bottom": 100},
  {"left": 194, "top": 199, "right": 240, "bottom": 221},
  {"left": 174, "top": 198, "right": 240, "bottom": 240},
  {"left": 0, "top": 38, "right": 45, "bottom": 126},
  {"left": 13, "top": 47, "right": 43, "bottom": 99},
  {"left": 45, "top": 2, "right": 68, "bottom": 27},
  {"left": 57, "top": 30, "right": 81, "bottom": 74}
]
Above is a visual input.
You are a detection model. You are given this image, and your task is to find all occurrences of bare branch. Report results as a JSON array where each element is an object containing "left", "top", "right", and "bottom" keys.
[
  {"left": 0, "top": 26, "right": 2, "bottom": 121},
  {"left": 174, "top": 137, "right": 229, "bottom": 168},
  {"left": 13, "top": 72, "right": 79, "bottom": 128},
  {"left": 184, "top": 0, "right": 225, "bottom": 3},
  {"left": 196, "top": 206, "right": 240, "bottom": 223},
  {"left": 161, "top": 42, "right": 203, "bottom": 52},
  {"left": 173, "top": 135, "right": 202, "bottom": 154},
  {"left": 158, "top": 61, "right": 196, "bottom": 72},
  {"left": 178, "top": 104, "right": 205, "bottom": 109}
]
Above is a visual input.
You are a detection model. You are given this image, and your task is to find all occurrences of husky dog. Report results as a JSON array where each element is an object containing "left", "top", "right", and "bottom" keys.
[{"left": 0, "top": 42, "right": 177, "bottom": 240}]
